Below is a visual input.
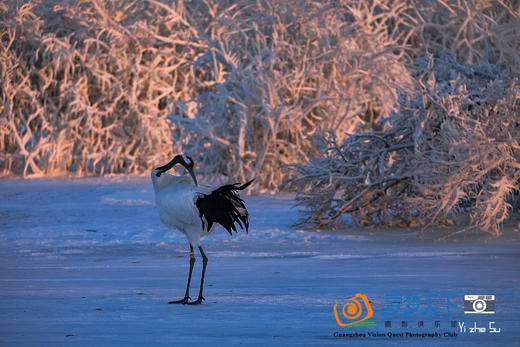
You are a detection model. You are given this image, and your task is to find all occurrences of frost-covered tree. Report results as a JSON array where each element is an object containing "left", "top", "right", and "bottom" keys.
[
  {"left": 286, "top": 53, "right": 520, "bottom": 236},
  {"left": 1, "top": 0, "right": 519, "bottom": 194}
]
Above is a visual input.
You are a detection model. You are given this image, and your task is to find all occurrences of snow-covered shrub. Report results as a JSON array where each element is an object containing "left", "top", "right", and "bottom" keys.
[
  {"left": 167, "top": 0, "right": 414, "bottom": 189},
  {"left": 1, "top": 0, "right": 411, "bottom": 183},
  {"left": 404, "top": 0, "right": 520, "bottom": 69},
  {"left": 1, "top": 0, "right": 519, "bottom": 192},
  {"left": 1, "top": 0, "right": 198, "bottom": 176},
  {"left": 286, "top": 53, "right": 520, "bottom": 235}
]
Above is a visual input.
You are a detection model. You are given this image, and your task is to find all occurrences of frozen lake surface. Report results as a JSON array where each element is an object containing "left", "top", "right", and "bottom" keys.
[{"left": 1, "top": 178, "right": 519, "bottom": 346}]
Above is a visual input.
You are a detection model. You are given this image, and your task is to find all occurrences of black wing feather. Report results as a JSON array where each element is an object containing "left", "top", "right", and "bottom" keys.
[{"left": 195, "top": 179, "right": 254, "bottom": 235}]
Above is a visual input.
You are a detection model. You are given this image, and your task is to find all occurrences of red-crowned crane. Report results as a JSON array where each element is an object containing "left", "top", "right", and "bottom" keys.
[{"left": 151, "top": 154, "right": 253, "bottom": 305}]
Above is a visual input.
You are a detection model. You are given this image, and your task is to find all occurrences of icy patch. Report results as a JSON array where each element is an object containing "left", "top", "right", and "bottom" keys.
[
  {"left": 216, "top": 251, "right": 320, "bottom": 259},
  {"left": 314, "top": 254, "right": 371, "bottom": 260},
  {"left": 384, "top": 251, "right": 480, "bottom": 258},
  {"left": 101, "top": 197, "right": 154, "bottom": 206}
]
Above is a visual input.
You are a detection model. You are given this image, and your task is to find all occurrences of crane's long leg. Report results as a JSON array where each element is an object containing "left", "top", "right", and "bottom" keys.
[
  {"left": 187, "top": 246, "right": 208, "bottom": 305},
  {"left": 169, "top": 245, "right": 195, "bottom": 304}
]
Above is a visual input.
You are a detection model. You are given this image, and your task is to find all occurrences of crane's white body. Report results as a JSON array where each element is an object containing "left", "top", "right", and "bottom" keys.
[
  {"left": 151, "top": 169, "right": 215, "bottom": 247},
  {"left": 150, "top": 154, "right": 251, "bottom": 305}
]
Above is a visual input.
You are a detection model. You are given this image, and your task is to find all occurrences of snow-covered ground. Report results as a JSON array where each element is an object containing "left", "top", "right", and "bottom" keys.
[{"left": 1, "top": 178, "right": 519, "bottom": 346}]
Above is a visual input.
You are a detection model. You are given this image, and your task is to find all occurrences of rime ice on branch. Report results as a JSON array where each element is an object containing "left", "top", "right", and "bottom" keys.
[{"left": 285, "top": 54, "right": 520, "bottom": 236}]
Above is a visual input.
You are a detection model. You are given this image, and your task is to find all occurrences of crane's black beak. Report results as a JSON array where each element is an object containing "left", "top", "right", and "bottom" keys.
[{"left": 188, "top": 167, "right": 198, "bottom": 186}]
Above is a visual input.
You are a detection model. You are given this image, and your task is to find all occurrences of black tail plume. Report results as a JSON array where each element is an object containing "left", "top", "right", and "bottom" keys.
[
  {"left": 195, "top": 179, "right": 254, "bottom": 235},
  {"left": 236, "top": 178, "right": 254, "bottom": 190}
]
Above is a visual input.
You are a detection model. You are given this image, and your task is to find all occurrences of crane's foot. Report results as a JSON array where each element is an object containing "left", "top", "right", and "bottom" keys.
[
  {"left": 187, "top": 296, "right": 205, "bottom": 305},
  {"left": 168, "top": 296, "right": 190, "bottom": 304}
]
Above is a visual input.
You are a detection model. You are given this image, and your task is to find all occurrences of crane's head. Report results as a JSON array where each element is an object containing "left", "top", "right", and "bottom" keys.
[{"left": 153, "top": 154, "right": 198, "bottom": 186}]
